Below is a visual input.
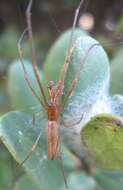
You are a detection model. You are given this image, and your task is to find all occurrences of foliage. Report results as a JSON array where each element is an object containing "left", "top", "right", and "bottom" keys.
[
  {"left": 110, "top": 47, "right": 123, "bottom": 95},
  {"left": 0, "top": 28, "right": 123, "bottom": 190},
  {"left": 81, "top": 114, "right": 123, "bottom": 169}
]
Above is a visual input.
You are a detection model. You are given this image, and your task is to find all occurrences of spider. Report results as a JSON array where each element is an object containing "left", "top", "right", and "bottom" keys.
[{"left": 17, "top": 0, "right": 99, "bottom": 187}]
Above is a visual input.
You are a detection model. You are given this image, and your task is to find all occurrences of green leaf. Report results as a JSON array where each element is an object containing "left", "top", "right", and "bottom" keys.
[
  {"left": 14, "top": 175, "right": 41, "bottom": 190},
  {"left": 44, "top": 28, "right": 110, "bottom": 124},
  {"left": 44, "top": 29, "right": 87, "bottom": 84},
  {"left": 14, "top": 172, "right": 96, "bottom": 190},
  {"left": 8, "top": 60, "right": 43, "bottom": 112},
  {"left": 44, "top": 28, "right": 110, "bottom": 98},
  {"left": 110, "top": 95, "right": 123, "bottom": 117},
  {"left": 0, "top": 111, "right": 78, "bottom": 190},
  {"left": 95, "top": 170, "right": 123, "bottom": 190},
  {"left": 0, "top": 28, "right": 19, "bottom": 60},
  {"left": 0, "top": 158, "right": 14, "bottom": 189},
  {"left": 6, "top": 29, "right": 113, "bottom": 189},
  {"left": 81, "top": 114, "right": 123, "bottom": 170},
  {"left": 110, "top": 47, "right": 123, "bottom": 94},
  {"left": 0, "top": 143, "right": 24, "bottom": 190},
  {"left": 0, "top": 80, "right": 9, "bottom": 115},
  {"left": 8, "top": 29, "right": 110, "bottom": 127},
  {"left": 60, "top": 172, "right": 96, "bottom": 190}
]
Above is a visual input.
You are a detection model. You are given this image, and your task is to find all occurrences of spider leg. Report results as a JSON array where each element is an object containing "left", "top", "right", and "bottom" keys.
[
  {"left": 58, "top": 0, "right": 85, "bottom": 86},
  {"left": 17, "top": 29, "right": 46, "bottom": 109},
  {"left": 61, "top": 42, "right": 100, "bottom": 111},
  {"left": 20, "top": 131, "right": 42, "bottom": 165},
  {"left": 26, "top": 0, "right": 48, "bottom": 106},
  {"left": 62, "top": 77, "right": 78, "bottom": 111},
  {"left": 57, "top": 134, "right": 68, "bottom": 188},
  {"left": 55, "top": 0, "right": 85, "bottom": 106}
]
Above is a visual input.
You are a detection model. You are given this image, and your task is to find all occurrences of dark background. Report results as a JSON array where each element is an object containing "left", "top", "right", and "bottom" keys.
[{"left": 0, "top": 0, "right": 122, "bottom": 37}]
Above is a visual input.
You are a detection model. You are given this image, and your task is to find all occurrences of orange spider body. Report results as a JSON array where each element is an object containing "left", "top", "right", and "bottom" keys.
[{"left": 46, "top": 81, "right": 61, "bottom": 160}]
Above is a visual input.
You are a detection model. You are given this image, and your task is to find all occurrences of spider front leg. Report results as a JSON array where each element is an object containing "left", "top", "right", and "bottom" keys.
[
  {"left": 26, "top": 0, "right": 48, "bottom": 106},
  {"left": 17, "top": 30, "right": 46, "bottom": 109}
]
